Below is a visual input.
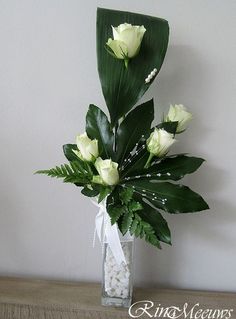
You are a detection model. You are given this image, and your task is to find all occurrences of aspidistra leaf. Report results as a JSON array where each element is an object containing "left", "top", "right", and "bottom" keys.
[{"left": 97, "top": 8, "right": 169, "bottom": 125}]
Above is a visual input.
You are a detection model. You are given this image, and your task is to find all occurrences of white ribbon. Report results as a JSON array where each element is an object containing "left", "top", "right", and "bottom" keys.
[{"left": 92, "top": 198, "right": 127, "bottom": 265}]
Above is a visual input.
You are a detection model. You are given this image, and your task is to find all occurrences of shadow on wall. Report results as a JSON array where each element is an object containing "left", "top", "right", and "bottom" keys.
[
  {"left": 135, "top": 44, "right": 236, "bottom": 289},
  {"left": 135, "top": 199, "right": 236, "bottom": 289},
  {"left": 144, "top": 44, "right": 210, "bottom": 119}
]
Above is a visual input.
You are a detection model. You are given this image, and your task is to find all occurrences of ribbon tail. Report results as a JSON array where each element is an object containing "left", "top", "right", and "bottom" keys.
[
  {"left": 92, "top": 199, "right": 104, "bottom": 247},
  {"left": 92, "top": 198, "right": 127, "bottom": 265}
]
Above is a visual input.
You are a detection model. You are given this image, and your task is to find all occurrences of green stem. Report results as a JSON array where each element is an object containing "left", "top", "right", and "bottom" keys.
[
  {"left": 114, "top": 123, "right": 119, "bottom": 153},
  {"left": 144, "top": 153, "right": 154, "bottom": 169}
]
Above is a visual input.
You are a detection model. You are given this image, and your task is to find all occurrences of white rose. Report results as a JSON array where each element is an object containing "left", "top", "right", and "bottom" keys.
[
  {"left": 147, "top": 128, "right": 176, "bottom": 157},
  {"left": 94, "top": 157, "right": 119, "bottom": 186},
  {"left": 106, "top": 23, "right": 146, "bottom": 63},
  {"left": 73, "top": 133, "right": 99, "bottom": 162},
  {"left": 165, "top": 104, "right": 193, "bottom": 133}
]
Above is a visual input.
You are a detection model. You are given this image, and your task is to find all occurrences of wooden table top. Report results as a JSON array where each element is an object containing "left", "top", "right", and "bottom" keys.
[{"left": 0, "top": 277, "right": 235, "bottom": 318}]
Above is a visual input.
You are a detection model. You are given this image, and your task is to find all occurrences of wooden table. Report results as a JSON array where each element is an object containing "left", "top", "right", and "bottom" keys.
[{"left": 0, "top": 277, "right": 235, "bottom": 318}]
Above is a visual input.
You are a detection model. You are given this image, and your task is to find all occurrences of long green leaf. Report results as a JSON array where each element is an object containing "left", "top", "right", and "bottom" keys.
[
  {"left": 115, "top": 99, "right": 154, "bottom": 163},
  {"left": 97, "top": 8, "right": 169, "bottom": 125},
  {"left": 86, "top": 104, "right": 114, "bottom": 159},
  {"left": 136, "top": 199, "right": 171, "bottom": 245},
  {"left": 125, "top": 155, "right": 205, "bottom": 181},
  {"left": 123, "top": 180, "right": 209, "bottom": 213}
]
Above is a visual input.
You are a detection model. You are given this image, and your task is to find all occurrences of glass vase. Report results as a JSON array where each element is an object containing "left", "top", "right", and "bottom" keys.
[{"left": 101, "top": 231, "right": 134, "bottom": 308}]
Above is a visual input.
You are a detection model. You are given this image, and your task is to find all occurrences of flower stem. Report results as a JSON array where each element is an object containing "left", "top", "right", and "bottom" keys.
[
  {"left": 114, "top": 123, "right": 119, "bottom": 153},
  {"left": 144, "top": 153, "right": 153, "bottom": 169}
]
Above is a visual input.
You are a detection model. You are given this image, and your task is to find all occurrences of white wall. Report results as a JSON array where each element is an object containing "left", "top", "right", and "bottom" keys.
[{"left": 0, "top": 0, "right": 236, "bottom": 292}]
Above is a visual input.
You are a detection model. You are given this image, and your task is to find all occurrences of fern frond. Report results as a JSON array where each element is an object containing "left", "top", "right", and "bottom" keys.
[
  {"left": 35, "top": 162, "right": 89, "bottom": 185},
  {"left": 130, "top": 213, "right": 161, "bottom": 249}
]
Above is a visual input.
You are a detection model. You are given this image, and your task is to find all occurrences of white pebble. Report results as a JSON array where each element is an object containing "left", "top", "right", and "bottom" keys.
[{"left": 104, "top": 244, "right": 131, "bottom": 299}]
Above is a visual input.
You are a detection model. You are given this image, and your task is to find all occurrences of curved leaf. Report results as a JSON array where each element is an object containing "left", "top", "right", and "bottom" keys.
[
  {"left": 125, "top": 155, "right": 205, "bottom": 181},
  {"left": 135, "top": 198, "right": 171, "bottom": 245},
  {"left": 97, "top": 8, "right": 169, "bottom": 125},
  {"left": 120, "top": 147, "right": 149, "bottom": 178},
  {"left": 123, "top": 180, "right": 209, "bottom": 213},
  {"left": 81, "top": 186, "right": 99, "bottom": 197},
  {"left": 63, "top": 144, "right": 78, "bottom": 161},
  {"left": 86, "top": 104, "right": 114, "bottom": 159},
  {"left": 115, "top": 99, "right": 154, "bottom": 163}
]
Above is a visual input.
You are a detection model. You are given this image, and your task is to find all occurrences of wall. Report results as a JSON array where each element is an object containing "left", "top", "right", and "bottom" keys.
[{"left": 0, "top": 0, "right": 235, "bottom": 291}]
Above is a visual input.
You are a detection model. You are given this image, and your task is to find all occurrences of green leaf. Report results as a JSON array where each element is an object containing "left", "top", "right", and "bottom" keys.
[
  {"left": 81, "top": 186, "right": 99, "bottom": 197},
  {"left": 135, "top": 198, "right": 171, "bottom": 244},
  {"left": 115, "top": 99, "right": 154, "bottom": 163},
  {"left": 106, "top": 188, "right": 125, "bottom": 224},
  {"left": 126, "top": 155, "right": 205, "bottom": 181},
  {"left": 108, "top": 206, "right": 124, "bottom": 225},
  {"left": 35, "top": 162, "right": 90, "bottom": 185},
  {"left": 124, "top": 180, "right": 209, "bottom": 213},
  {"left": 98, "top": 186, "right": 111, "bottom": 203},
  {"left": 130, "top": 214, "right": 161, "bottom": 248},
  {"left": 120, "top": 149, "right": 149, "bottom": 178},
  {"left": 119, "top": 121, "right": 179, "bottom": 178},
  {"left": 128, "top": 201, "right": 143, "bottom": 212},
  {"left": 156, "top": 121, "right": 178, "bottom": 134},
  {"left": 86, "top": 104, "right": 114, "bottom": 159},
  {"left": 106, "top": 186, "right": 121, "bottom": 207},
  {"left": 130, "top": 216, "right": 140, "bottom": 235},
  {"left": 63, "top": 144, "right": 78, "bottom": 161},
  {"left": 120, "top": 187, "right": 133, "bottom": 204},
  {"left": 121, "top": 211, "right": 133, "bottom": 234},
  {"left": 97, "top": 8, "right": 169, "bottom": 126}
]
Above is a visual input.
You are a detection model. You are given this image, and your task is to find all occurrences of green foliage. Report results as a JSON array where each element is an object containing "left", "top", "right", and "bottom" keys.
[
  {"left": 81, "top": 186, "right": 100, "bottom": 197},
  {"left": 126, "top": 155, "right": 205, "bottom": 181},
  {"left": 98, "top": 186, "right": 112, "bottom": 203},
  {"left": 135, "top": 198, "right": 171, "bottom": 245},
  {"left": 63, "top": 144, "right": 79, "bottom": 162},
  {"left": 36, "top": 9, "right": 209, "bottom": 252},
  {"left": 107, "top": 186, "right": 161, "bottom": 248},
  {"left": 107, "top": 186, "right": 141, "bottom": 230},
  {"left": 128, "top": 201, "right": 142, "bottom": 212},
  {"left": 119, "top": 121, "right": 180, "bottom": 178},
  {"left": 35, "top": 161, "right": 92, "bottom": 185},
  {"left": 121, "top": 211, "right": 133, "bottom": 234},
  {"left": 109, "top": 206, "right": 124, "bottom": 225},
  {"left": 129, "top": 213, "right": 161, "bottom": 248},
  {"left": 86, "top": 104, "right": 114, "bottom": 159},
  {"left": 120, "top": 187, "right": 134, "bottom": 205},
  {"left": 97, "top": 8, "right": 169, "bottom": 126},
  {"left": 156, "top": 121, "right": 178, "bottom": 135},
  {"left": 115, "top": 99, "right": 154, "bottom": 163},
  {"left": 123, "top": 180, "right": 209, "bottom": 214}
]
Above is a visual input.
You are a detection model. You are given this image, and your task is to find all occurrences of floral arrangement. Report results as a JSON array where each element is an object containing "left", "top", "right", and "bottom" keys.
[{"left": 36, "top": 8, "right": 209, "bottom": 252}]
